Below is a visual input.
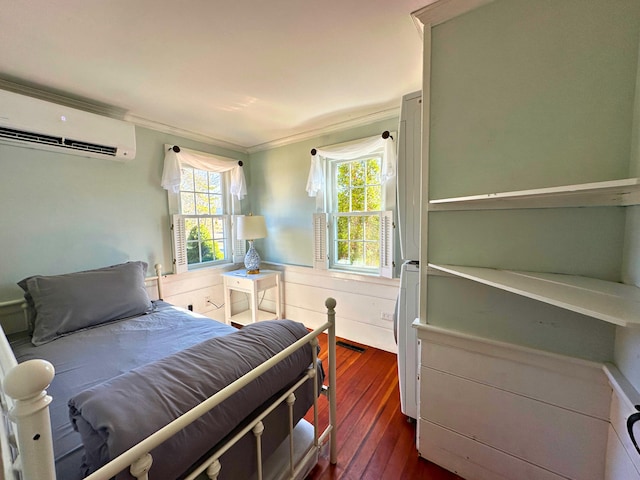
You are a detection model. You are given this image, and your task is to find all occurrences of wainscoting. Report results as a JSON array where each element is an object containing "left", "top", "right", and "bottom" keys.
[{"left": 161, "top": 262, "right": 399, "bottom": 353}]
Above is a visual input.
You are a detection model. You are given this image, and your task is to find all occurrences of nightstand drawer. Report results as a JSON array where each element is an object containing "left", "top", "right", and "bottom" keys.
[{"left": 226, "top": 276, "right": 251, "bottom": 290}]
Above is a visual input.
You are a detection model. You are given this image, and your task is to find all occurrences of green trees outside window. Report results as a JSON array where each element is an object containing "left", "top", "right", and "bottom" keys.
[
  {"left": 333, "top": 156, "right": 382, "bottom": 269},
  {"left": 185, "top": 219, "right": 225, "bottom": 265},
  {"left": 179, "top": 167, "right": 228, "bottom": 266}
]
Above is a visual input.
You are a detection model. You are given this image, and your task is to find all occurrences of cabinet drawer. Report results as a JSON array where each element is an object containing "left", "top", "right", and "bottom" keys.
[
  {"left": 420, "top": 331, "right": 610, "bottom": 419},
  {"left": 419, "top": 419, "right": 565, "bottom": 480},
  {"left": 420, "top": 367, "right": 607, "bottom": 480}
]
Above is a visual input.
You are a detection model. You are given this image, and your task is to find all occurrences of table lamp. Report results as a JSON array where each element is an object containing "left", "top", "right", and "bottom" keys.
[{"left": 237, "top": 215, "right": 267, "bottom": 274}]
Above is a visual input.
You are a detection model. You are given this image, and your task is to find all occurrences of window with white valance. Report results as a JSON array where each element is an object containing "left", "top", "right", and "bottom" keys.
[
  {"left": 306, "top": 132, "right": 396, "bottom": 198},
  {"left": 162, "top": 146, "right": 247, "bottom": 273},
  {"left": 162, "top": 146, "right": 247, "bottom": 200},
  {"left": 307, "top": 133, "right": 396, "bottom": 278}
]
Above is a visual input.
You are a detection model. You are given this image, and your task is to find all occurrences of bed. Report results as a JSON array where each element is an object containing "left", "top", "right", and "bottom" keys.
[{"left": 0, "top": 261, "right": 337, "bottom": 480}]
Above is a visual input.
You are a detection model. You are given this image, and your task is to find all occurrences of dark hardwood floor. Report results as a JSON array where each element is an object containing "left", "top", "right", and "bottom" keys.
[{"left": 305, "top": 334, "right": 462, "bottom": 480}]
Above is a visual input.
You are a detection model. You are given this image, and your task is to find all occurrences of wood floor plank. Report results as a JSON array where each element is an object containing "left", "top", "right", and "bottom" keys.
[{"left": 305, "top": 334, "right": 462, "bottom": 480}]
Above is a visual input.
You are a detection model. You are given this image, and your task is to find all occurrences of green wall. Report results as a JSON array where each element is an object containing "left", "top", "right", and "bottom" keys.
[
  {"left": 247, "top": 117, "right": 399, "bottom": 267},
  {"left": 429, "top": 0, "right": 639, "bottom": 200},
  {"left": 0, "top": 111, "right": 397, "bottom": 303},
  {"left": 426, "top": 0, "right": 640, "bottom": 364},
  {"left": 0, "top": 126, "right": 247, "bottom": 301}
]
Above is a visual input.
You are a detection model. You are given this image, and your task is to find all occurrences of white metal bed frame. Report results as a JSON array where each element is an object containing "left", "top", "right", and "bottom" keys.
[{"left": 0, "top": 265, "right": 337, "bottom": 480}]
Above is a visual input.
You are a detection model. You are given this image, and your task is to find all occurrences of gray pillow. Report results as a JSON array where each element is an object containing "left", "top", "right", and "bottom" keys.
[{"left": 19, "top": 261, "right": 153, "bottom": 346}]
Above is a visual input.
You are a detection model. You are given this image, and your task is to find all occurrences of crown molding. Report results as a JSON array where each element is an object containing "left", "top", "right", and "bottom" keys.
[
  {"left": 0, "top": 77, "right": 401, "bottom": 156},
  {"left": 0, "top": 78, "right": 127, "bottom": 118},
  {"left": 123, "top": 113, "right": 249, "bottom": 154},
  {"left": 0, "top": 77, "right": 249, "bottom": 153},
  {"left": 246, "top": 106, "right": 400, "bottom": 154},
  {"left": 412, "top": 0, "right": 494, "bottom": 28}
]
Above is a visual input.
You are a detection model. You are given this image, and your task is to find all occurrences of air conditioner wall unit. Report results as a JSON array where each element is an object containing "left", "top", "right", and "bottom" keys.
[{"left": 0, "top": 89, "right": 136, "bottom": 161}]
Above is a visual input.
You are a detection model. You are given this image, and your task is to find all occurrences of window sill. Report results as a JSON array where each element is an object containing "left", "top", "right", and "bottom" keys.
[
  {"left": 165, "top": 262, "right": 240, "bottom": 278},
  {"left": 263, "top": 262, "right": 399, "bottom": 287}
]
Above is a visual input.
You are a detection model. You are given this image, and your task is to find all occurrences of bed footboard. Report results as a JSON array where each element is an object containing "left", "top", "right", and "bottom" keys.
[{"left": 0, "top": 297, "right": 338, "bottom": 480}]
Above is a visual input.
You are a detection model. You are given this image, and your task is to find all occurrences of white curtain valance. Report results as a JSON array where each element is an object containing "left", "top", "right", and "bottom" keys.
[
  {"left": 305, "top": 134, "right": 396, "bottom": 197},
  {"left": 162, "top": 146, "right": 247, "bottom": 200}
]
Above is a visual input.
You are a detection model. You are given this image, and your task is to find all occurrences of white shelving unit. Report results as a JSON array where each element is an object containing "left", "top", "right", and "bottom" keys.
[
  {"left": 429, "top": 178, "right": 640, "bottom": 210},
  {"left": 427, "top": 178, "right": 640, "bottom": 328},
  {"left": 429, "top": 263, "right": 640, "bottom": 327}
]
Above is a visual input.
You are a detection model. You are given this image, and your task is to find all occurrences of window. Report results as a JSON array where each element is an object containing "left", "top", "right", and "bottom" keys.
[
  {"left": 162, "top": 145, "right": 246, "bottom": 274},
  {"left": 311, "top": 134, "right": 395, "bottom": 278},
  {"left": 331, "top": 155, "right": 384, "bottom": 271},
  {"left": 178, "top": 166, "right": 230, "bottom": 267}
]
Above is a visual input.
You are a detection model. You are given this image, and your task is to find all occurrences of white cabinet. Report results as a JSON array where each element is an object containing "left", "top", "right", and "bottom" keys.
[{"left": 413, "top": 0, "right": 640, "bottom": 478}]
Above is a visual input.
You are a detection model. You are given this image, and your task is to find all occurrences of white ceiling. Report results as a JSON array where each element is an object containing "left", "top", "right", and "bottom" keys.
[{"left": 0, "top": 0, "right": 428, "bottom": 151}]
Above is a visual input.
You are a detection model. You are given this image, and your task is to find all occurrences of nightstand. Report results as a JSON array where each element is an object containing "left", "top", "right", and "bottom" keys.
[{"left": 222, "top": 269, "right": 283, "bottom": 325}]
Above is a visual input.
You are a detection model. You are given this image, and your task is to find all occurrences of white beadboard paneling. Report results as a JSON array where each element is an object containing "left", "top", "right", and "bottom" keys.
[
  {"left": 286, "top": 304, "right": 396, "bottom": 353},
  {"left": 607, "top": 386, "right": 640, "bottom": 475},
  {"left": 263, "top": 263, "right": 399, "bottom": 352},
  {"left": 281, "top": 267, "right": 398, "bottom": 300},
  {"left": 421, "top": 339, "right": 610, "bottom": 419},
  {"left": 419, "top": 420, "right": 565, "bottom": 480},
  {"left": 284, "top": 282, "right": 395, "bottom": 330},
  {"left": 421, "top": 367, "right": 608, "bottom": 480},
  {"left": 284, "top": 287, "right": 396, "bottom": 352},
  {"left": 160, "top": 266, "right": 233, "bottom": 315},
  {"left": 605, "top": 425, "right": 640, "bottom": 480}
]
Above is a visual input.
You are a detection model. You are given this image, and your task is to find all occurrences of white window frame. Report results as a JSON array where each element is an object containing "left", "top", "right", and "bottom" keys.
[
  {"left": 168, "top": 168, "right": 244, "bottom": 274},
  {"left": 313, "top": 141, "right": 395, "bottom": 279}
]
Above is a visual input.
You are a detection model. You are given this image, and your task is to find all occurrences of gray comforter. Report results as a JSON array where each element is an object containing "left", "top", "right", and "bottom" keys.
[{"left": 67, "top": 319, "right": 317, "bottom": 480}]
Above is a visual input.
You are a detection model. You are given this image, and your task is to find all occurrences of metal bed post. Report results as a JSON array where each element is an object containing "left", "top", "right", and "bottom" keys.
[
  {"left": 325, "top": 297, "right": 338, "bottom": 464},
  {"left": 286, "top": 393, "right": 296, "bottom": 477},
  {"left": 153, "top": 264, "right": 164, "bottom": 300},
  {"left": 253, "top": 421, "right": 265, "bottom": 480}
]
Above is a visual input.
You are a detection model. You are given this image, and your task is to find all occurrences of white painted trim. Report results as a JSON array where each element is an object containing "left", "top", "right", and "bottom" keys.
[
  {"left": 412, "top": 0, "right": 495, "bottom": 28},
  {"left": 0, "top": 79, "right": 128, "bottom": 119},
  {"left": 0, "top": 79, "right": 399, "bottom": 154},
  {"left": 263, "top": 262, "right": 399, "bottom": 291},
  {"left": 127, "top": 113, "right": 247, "bottom": 152},
  {"left": 429, "top": 177, "right": 640, "bottom": 210},
  {"left": 603, "top": 363, "right": 640, "bottom": 411},
  {"left": 428, "top": 263, "right": 640, "bottom": 327},
  {"left": 312, "top": 213, "right": 328, "bottom": 271},
  {"left": 246, "top": 106, "right": 400, "bottom": 153},
  {"left": 604, "top": 364, "right": 640, "bottom": 478},
  {"left": 415, "top": 322, "right": 606, "bottom": 381},
  {"left": 264, "top": 262, "right": 399, "bottom": 352},
  {"left": 418, "top": 326, "right": 611, "bottom": 479}
]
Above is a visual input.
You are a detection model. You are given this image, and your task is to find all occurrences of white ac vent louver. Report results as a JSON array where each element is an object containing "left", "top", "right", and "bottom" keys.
[{"left": 0, "top": 89, "right": 136, "bottom": 161}]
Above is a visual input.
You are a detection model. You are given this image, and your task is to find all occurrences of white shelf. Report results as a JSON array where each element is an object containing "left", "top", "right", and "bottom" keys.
[
  {"left": 429, "top": 178, "right": 640, "bottom": 210},
  {"left": 429, "top": 263, "right": 640, "bottom": 327},
  {"left": 229, "top": 309, "right": 277, "bottom": 326}
]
